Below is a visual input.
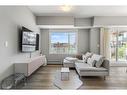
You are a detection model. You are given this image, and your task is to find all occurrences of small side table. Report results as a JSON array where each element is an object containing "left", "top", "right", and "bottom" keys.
[{"left": 61, "top": 67, "right": 70, "bottom": 81}]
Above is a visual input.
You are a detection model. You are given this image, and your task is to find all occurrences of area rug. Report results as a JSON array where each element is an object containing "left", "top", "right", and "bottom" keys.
[{"left": 53, "top": 70, "right": 83, "bottom": 89}]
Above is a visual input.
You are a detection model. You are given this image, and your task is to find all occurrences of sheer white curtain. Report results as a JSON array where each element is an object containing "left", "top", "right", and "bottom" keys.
[{"left": 100, "top": 28, "right": 111, "bottom": 59}]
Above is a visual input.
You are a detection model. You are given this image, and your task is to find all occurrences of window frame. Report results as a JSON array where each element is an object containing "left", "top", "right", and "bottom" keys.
[{"left": 49, "top": 29, "right": 78, "bottom": 54}]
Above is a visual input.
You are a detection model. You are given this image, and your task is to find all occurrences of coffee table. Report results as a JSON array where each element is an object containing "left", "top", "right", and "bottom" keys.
[{"left": 61, "top": 67, "right": 70, "bottom": 81}]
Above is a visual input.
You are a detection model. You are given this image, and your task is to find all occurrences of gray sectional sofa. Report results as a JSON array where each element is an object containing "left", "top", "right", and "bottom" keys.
[
  {"left": 63, "top": 53, "right": 110, "bottom": 79},
  {"left": 75, "top": 59, "right": 109, "bottom": 79}
]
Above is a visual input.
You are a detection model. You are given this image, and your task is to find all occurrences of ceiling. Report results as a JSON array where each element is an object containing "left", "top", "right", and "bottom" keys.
[{"left": 28, "top": 6, "right": 127, "bottom": 18}]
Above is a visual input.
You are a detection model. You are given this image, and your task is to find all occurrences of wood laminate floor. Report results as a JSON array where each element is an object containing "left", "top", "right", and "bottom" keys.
[{"left": 17, "top": 65, "right": 127, "bottom": 90}]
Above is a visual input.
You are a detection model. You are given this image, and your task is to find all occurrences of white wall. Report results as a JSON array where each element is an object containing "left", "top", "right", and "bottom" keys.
[
  {"left": 0, "top": 6, "right": 40, "bottom": 82},
  {"left": 40, "top": 29, "right": 90, "bottom": 64},
  {"left": 74, "top": 18, "right": 92, "bottom": 27},
  {"left": 36, "top": 16, "right": 74, "bottom": 25},
  {"left": 90, "top": 28, "right": 100, "bottom": 54},
  {"left": 94, "top": 16, "right": 127, "bottom": 27},
  {"left": 36, "top": 16, "right": 127, "bottom": 27},
  {"left": 78, "top": 29, "right": 90, "bottom": 53}
]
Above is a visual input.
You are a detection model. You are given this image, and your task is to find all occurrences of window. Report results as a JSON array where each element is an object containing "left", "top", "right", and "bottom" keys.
[
  {"left": 49, "top": 30, "right": 77, "bottom": 54},
  {"left": 110, "top": 28, "right": 127, "bottom": 62}
]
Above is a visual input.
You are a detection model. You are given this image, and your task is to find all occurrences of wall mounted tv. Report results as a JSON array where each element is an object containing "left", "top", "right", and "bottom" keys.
[{"left": 20, "top": 27, "right": 39, "bottom": 52}]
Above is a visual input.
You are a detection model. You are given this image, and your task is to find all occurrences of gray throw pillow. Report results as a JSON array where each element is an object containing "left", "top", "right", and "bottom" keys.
[
  {"left": 91, "top": 54, "right": 104, "bottom": 68},
  {"left": 87, "top": 58, "right": 96, "bottom": 67},
  {"left": 95, "top": 57, "right": 104, "bottom": 68}
]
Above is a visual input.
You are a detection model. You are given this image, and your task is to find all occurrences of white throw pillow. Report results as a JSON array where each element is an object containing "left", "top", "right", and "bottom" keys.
[
  {"left": 82, "top": 52, "right": 93, "bottom": 63},
  {"left": 91, "top": 54, "right": 104, "bottom": 68},
  {"left": 87, "top": 58, "right": 96, "bottom": 67},
  {"left": 82, "top": 54, "right": 87, "bottom": 62}
]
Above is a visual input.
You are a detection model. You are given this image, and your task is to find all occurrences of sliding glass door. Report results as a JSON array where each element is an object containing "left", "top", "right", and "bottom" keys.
[
  {"left": 118, "top": 31, "right": 127, "bottom": 61},
  {"left": 110, "top": 28, "right": 127, "bottom": 62}
]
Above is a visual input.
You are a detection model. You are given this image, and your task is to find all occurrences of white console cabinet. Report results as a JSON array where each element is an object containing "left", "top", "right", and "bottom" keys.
[{"left": 14, "top": 55, "right": 47, "bottom": 77}]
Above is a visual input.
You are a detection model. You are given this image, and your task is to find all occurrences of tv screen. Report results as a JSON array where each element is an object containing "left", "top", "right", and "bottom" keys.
[
  {"left": 22, "top": 32, "right": 36, "bottom": 45},
  {"left": 21, "top": 31, "right": 36, "bottom": 52}
]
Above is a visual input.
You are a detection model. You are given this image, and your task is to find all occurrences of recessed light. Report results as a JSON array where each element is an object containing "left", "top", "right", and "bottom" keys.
[{"left": 61, "top": 5, "right": 72, "bottom": 12}]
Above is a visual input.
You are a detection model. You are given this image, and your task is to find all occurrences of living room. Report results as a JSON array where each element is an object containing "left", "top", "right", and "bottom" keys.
[{"left": 0, "top": 5, "right": 127, "bottom": 90}]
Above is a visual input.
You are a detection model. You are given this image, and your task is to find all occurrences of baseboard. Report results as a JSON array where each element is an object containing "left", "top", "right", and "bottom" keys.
[
  {"left": 47, "top": 60, "right": 62, "bottom": 65},
  {"left": 110, "top": 63, "right": 127, "bottom": 67}
]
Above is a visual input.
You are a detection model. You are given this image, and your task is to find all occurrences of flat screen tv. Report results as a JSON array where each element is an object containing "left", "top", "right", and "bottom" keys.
[
  {"left": 22, "top": 31, "right": 36, "bottom": 52},
  {"left": 20, "top": 27, "right": 39, "bottom": 52},
  {"left": 36, "top": 34, "right": 39, "bottom": 50}
]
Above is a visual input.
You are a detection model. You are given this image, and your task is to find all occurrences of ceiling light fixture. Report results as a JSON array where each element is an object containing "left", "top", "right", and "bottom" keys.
[{"left": 61, "top": 5, "right": 72, "bottom": 12}]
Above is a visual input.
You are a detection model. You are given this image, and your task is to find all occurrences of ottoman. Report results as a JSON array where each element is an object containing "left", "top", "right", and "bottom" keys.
[{"left": 63, "top": 59, "right": 75, "bottom": 68}]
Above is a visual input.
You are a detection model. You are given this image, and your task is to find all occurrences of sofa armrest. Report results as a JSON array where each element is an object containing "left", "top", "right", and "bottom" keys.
[{"left": 102, "top": 59, "right": 110, "bottom": 71}]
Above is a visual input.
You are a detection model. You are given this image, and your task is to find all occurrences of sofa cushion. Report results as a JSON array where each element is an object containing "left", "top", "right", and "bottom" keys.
[
  {"left": 76, "top": 60, "right": 84, "bottom": 63},
  {"left": 82, "top": 52, "right": 93, "bottom": 63},
  {"left": 65, "top": 57, "right": 78, "bottom": 62},
  {"left": 91, "top": 54, "right": 104, "bottom": 68},
  {"left": 64, "top": 59, "right": 74, "bottom": 63},
  {"left": 75, "top": 62, "right": 90, "bottom": 68},
  {"left": 75, "top": 63, "right": 107, "bottom": 72},
  {"left": 87, "top": 58, "right": 96, "bottom": 67}
]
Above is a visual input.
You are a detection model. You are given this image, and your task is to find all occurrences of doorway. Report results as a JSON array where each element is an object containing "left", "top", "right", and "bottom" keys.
[{"left": 110, "top": 28, "right": 127, "bottom": 63}]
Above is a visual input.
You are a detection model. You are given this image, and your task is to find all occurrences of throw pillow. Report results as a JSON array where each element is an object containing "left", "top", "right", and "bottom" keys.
[
  {"left": 95, "top": 57, "right": 104, "bottom": 68},
  {"left": 87, "top": 58, "right": 96, "bottom": 67},
  {"left": 91, "top": 54, "right": 104, "bottom": 68},
  {"left": 82, "top": 52, "right": 93, "bottom": 63},
  {"left": 82, "top": 54, "right": 87, "bottom": 62}
]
